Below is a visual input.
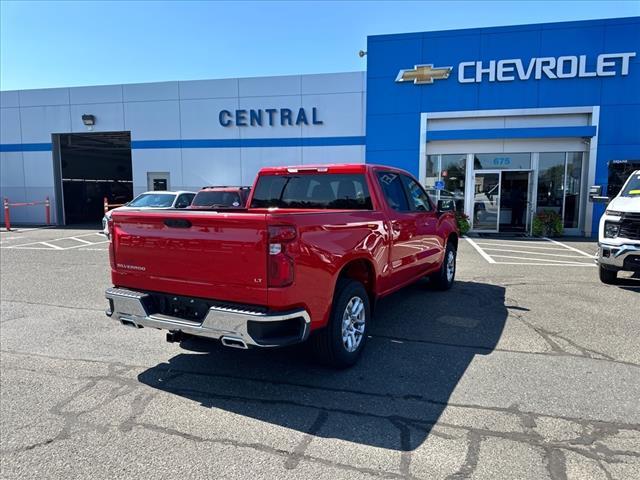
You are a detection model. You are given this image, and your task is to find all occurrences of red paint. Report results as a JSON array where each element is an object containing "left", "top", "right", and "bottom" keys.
[{"left": 109, "top": 164, "right": 458, "bottom": 331}]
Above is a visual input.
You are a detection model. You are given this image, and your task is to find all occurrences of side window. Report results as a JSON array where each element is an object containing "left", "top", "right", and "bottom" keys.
[
  {"left": 376, "top": 171, "right": 410, "bottom": 211},
  {"left": 401, "top": 175, "right": 433, "bottom": 212}
]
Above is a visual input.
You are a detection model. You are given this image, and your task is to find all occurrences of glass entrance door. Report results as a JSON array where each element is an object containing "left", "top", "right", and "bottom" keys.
[
  {"left": 473, "top": 171, "right": 533, "bottom": 233},
  {"left": 499, "top": 171, "right": 530, "bottom": 233},
  {"left": 473, "top": 172, "right": 500, "bottom": 232}
]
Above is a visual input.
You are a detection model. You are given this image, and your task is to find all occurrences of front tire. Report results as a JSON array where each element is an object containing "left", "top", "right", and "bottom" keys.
[
  {"left": 430, "top": 241, "right": 457, "bottom": 290},
  {"left": 311, "top": 278, "right": 370, "bottom": 368},
  {"left": 599, "top": 264, "right": 618, "bottom": 284}
]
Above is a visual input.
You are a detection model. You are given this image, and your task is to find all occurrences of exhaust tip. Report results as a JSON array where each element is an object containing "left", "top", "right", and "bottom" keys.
[
  {"left": 120, "top": 318, "right": 142, "bottom": 329},
  {"left": 221, "top": 336, "right": 248, "bottom": 349}
]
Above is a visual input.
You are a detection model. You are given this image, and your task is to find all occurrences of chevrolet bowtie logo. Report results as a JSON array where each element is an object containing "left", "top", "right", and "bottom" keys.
[{"left": 395, "top": 64, "right": 453, "bottom": 84}]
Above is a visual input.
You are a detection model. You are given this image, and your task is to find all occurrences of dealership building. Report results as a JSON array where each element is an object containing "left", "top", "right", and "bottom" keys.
[{"left": 1, "top": 16, "right": 638, "bottom": 236}]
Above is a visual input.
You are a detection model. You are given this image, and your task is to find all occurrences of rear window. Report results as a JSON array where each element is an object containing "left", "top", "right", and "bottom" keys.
[
  {"left": 250, "top": 174, "right": 373, "bottom": 210},
  {"left": 192, "top": 191, "right": 243, "bottom": 207}
]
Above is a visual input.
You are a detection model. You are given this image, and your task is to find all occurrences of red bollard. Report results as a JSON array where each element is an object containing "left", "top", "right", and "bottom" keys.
[
  {"left": 3, "top": 198, "right": 10, "bottom": 231},
  {"left": 104, "top": 197, "right": 109, "bottom": 214},
  {"left": 45, "top": 196, "right": 51, "bottom": 225}
]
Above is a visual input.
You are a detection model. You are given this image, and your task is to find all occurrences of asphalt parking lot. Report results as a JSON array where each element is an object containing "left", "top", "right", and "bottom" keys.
[{"left": 1, "top": 226, "right": 639, "bottom": 479}]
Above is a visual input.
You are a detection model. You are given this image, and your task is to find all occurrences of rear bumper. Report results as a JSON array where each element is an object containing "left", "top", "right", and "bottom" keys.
[
  {"left": 105, "top": 287, "right": 311, "bottom": 348},
  {"left": 598, "top": 243, "right": 640, "bottom": 272}
]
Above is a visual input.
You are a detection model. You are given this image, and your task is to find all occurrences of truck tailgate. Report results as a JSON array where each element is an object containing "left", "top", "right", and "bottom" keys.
[{"left": 110, "top": 210, "right": 269, "bottom": 305}]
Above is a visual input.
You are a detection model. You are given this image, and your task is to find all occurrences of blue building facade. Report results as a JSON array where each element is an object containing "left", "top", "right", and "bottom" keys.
[{"left": 366, "top": 17, "right": 640, "bottom": 236}]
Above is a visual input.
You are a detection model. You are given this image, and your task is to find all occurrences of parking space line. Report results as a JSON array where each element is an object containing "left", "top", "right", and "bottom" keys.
[
  {"left": 69, "top": 237, "right": 94, "bottom": 244},
  {"left": 0, "top": 244, "right": 109, "bottom": 251},
  {"left": 466, "top": 235, "right": 597, "bottom": 266},
  {"left": 465, "top": 236, "right": 496, "bottom": 264},
  {"left": 490, "top": 254, "right": 593, "bottom": 265},
  {"left": 39, "top": 241, "right": 64, "bottom": 250},
  {"left": 476, "top": 242, "right": 570, "bottom": 251},
  {"left": 55, "top": 241, "right": 109, "bottom": 250},
  {"left": 1, "top": 232, "right": 104, "bottom": 249},
  {"left": 1, "top": 239, "right": 108, "bottom": 250},
  {"left": 494, "top": 261, "right": 596, "bottom": 267},
  {"left": 543, "top": 237, "right": 595, "bottom": 258},
  {"left": 481, "top": 248, "right": 591, "bottom": 259}
]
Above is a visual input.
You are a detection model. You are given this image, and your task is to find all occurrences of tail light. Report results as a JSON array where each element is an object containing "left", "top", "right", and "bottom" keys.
[
  {"left": 106, "top": 217, "right": 113, "bottom": 241},
  {"left": 268, "top": 225, "right": 296, "bottom": 287},
  {"left": 107, "top": 217, "right": 116, "bottom": 270}
]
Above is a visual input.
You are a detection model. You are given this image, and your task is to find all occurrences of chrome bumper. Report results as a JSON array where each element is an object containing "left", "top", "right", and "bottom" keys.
[
  {"left": 105, "top": 287, "right": 311, "bottom": 348},
  {"left": 598, "top": 243, "right": 640, "bottom": 271}
]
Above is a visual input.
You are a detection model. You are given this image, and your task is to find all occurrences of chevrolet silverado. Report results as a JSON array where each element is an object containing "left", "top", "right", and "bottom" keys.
[{"left": 105, "top": 164, "right": 459, "bottom": 367}]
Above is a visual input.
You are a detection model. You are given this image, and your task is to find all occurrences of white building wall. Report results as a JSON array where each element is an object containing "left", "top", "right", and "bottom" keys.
[{"left": 0, "top": 71, "right": 366, "bottom": 224}]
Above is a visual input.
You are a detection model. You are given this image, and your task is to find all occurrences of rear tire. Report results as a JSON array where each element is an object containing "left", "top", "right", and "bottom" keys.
[
  {"left": 430, "top": 241, "right": 457, "bottom": 290},
  {"left": 311, "top": 278, "right": 370, "bottom": 368},
  {"left": 599, "top": 264, "right": 618, "bottom": 284}
]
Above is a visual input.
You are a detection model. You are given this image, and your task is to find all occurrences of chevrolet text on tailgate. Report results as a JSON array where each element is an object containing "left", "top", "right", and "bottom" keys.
[{"left": 105, "top": 164, "right": 459, "bottom": 367}]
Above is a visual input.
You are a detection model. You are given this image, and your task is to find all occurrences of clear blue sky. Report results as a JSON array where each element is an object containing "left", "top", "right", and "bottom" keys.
[{"left": 1, "top": 0, "right": 638, "bottom": 91}]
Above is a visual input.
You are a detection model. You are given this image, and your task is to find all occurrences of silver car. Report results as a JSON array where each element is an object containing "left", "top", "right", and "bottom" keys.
[{"left": 102, "top": 190, "right": 196, "bottom": 235}]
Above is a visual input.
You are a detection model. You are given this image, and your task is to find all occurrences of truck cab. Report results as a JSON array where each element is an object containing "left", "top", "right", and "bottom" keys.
[{"left": 592, "top": 170, "right": 640, "bottom": 283}]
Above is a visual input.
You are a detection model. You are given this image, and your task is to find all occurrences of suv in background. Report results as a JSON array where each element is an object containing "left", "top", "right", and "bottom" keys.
[{"left": 189, "top": 186, "right": 251, "bottom": 209}]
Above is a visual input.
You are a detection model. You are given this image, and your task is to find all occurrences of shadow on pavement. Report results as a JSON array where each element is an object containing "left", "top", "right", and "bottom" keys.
[{"left": 138, "top": 279, "right": 507, "bottom": 451}]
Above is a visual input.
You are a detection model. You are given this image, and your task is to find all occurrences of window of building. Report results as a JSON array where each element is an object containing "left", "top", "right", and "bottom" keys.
[
  {"left": 536, "top": 152, "right": 583, "bottom": 229},
  {"left": 424, "top": 154, "right": 466, "bottom": 212}
]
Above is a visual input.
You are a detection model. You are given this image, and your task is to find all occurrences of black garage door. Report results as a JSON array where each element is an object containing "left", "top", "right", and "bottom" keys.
[{"left": 58, "top": 131, "right": 133, "bottom": 224}]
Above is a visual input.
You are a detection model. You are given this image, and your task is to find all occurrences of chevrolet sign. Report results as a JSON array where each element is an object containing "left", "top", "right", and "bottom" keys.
[{"left": 397, "top": 52, "right": 636, "bottom": 85}]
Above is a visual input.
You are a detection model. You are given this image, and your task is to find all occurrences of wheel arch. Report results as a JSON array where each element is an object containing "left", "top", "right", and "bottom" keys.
[
  {"left": 448, "top": 231, "right": 459, "bottom": 250},
  {"left": 335, "top": 257, "right": 377, "bottom": 308}
]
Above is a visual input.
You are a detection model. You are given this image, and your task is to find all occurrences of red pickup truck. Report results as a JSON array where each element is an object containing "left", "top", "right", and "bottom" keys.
[{"left": 105, "top": 164, "right": 459, "bottom": 367}]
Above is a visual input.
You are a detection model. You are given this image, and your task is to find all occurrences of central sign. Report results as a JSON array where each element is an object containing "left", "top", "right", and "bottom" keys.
[{"left": 219, "top": 107, "right": 323, "bottom": 127}]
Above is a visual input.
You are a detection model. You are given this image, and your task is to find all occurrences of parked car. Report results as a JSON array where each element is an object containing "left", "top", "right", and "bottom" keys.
[
  {"left": 104, "top": 164, "right": 458, "bottom": 367},
  {"left": 188, "top": 186, "right": 251, "bottom": 209},
  {"left": 102, "top": 190, "right": 196, "bottom": 235},
  {"left": 591, "top": 170, "right": 640, "bottom": 284}
]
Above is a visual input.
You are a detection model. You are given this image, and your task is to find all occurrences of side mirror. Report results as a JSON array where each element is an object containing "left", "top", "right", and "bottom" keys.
[
  {"left": 438, "top": 199, "right": 456, "bottom": 213},
  {"left": 589, "top": 185, "right": 609, "bottom": 203},
  {"left": 175, "top": 201, "right": 189, "bottom": 209}
]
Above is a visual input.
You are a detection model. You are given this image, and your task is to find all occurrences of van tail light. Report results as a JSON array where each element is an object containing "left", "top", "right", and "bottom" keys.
[{"left": 268, "top": 225, "right": 296, "bottom": 287}]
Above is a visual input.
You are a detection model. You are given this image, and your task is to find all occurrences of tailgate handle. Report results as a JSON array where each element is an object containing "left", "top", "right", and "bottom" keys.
[{"left": 164, "top": 218, "right": 192, "bottom": 229}]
